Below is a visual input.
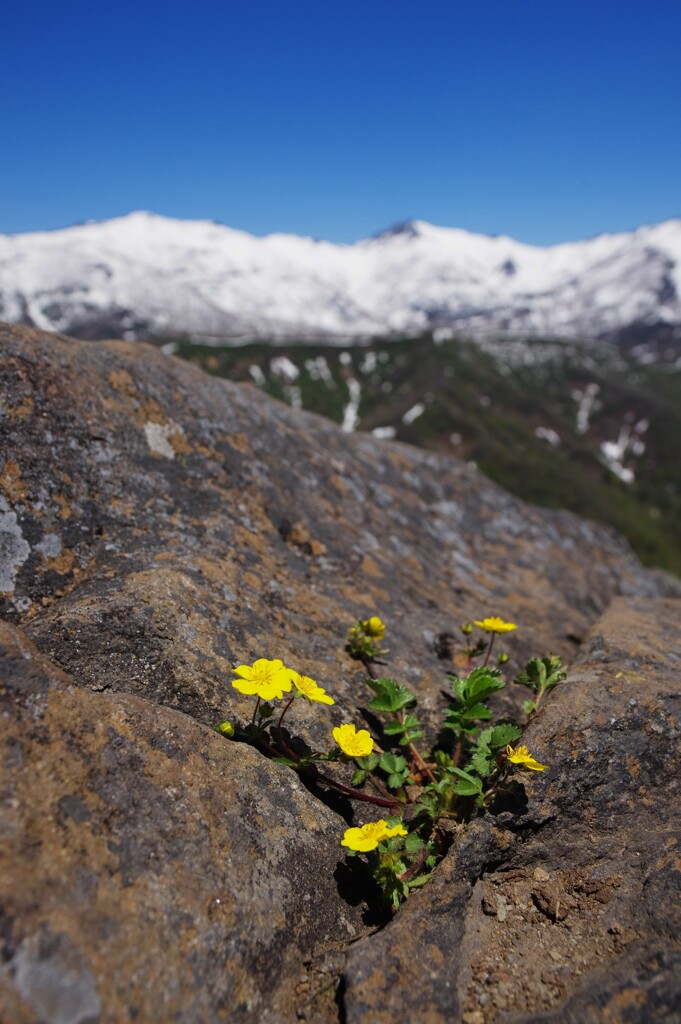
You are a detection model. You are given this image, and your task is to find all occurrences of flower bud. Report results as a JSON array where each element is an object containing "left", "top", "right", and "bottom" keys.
[
  {"left": 216, "top": 720, "right": 235, "bottom": 738},
  {"left": 460, "top": 622, "right": 474, "bottom": 636},
  {"left": 497, "top": 653, "right": 510, "bottom": 665},
  {"left": 364, "top": 616, "right": 386, "bottom": 639}
]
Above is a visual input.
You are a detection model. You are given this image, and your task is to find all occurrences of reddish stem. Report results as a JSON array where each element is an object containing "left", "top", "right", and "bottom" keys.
[
  {"left": 311, "top": 767, "right": 399, "bottom": 808},
  {"left": 482, "top": 633, "right": 496, "bottom": 668},
  {"left": 276, "top": 694, "right": 297, "bottom": 750},
  {"left": 398, "top": 847, "right": 428, "bottom": 883}
]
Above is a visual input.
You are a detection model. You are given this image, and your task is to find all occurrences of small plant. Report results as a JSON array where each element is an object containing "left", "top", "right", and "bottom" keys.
[{"left": 217, "top": 614, "right": 563, "bottom": 910}]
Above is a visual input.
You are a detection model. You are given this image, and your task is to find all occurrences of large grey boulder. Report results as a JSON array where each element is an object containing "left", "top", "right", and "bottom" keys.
[{"left": 1, "top": 322, "right": 679, "bottom": 1021}]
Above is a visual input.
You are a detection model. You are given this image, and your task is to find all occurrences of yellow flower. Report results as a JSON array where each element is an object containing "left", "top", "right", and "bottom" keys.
[
  {"left": 474, "top": 616, "right": 517, "bottom": 634},
  {"left": 363, "top": 616, "right": 386, "bottom": 639},
  {"left": 332, "top": 723, "right": 375, "bottom": 757},
  {"left": 506, "top": 743, "right": 547, "bottom": 771},
  {"left": 290, "top": 671, "right": 335, "bottom": 705},
  {"left": 231, "top": 658, "right": 294, "bottom": 701},
  {"left": 341, "top": 820, "right": 408, "bottom": 852}
]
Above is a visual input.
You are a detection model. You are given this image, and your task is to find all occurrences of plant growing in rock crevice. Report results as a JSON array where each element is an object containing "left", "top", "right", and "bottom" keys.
[{"left": 217, "top": 615, "right": 564, "bottom": 909}]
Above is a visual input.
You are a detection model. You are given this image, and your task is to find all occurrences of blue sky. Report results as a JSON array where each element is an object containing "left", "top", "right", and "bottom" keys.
[{"left": 2, "top": 0, "right": 680, "bottom": 244}]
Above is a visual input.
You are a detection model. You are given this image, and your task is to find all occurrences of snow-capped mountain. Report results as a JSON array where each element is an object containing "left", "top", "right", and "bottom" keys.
[{"left": 1, "top": 212, "right": 680, "bottom": 342}]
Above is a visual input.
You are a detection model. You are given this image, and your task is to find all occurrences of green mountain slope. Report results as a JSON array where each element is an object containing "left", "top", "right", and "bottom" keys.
[{"left": 164, "top": 334, "right": 681, "bottom": 574}]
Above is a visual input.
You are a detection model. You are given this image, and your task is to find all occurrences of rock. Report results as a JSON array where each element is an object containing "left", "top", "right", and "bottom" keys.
[
  {"left": 0, "top": 623, "right": 367, "bottom": 1023},
  {"left": 1, "top": 323, "right": 680, "bottom": 1022},
  {"left": 1, "top": 323, "right": 674, "bottom": 741},
  {"left": 344, "top": 597, "right": 680, "bottom": 1023}
]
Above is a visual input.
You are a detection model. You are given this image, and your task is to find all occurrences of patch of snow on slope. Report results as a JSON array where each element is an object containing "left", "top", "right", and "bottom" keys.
[
  {"left": 599, "top": 416, "right": 648, "bottom": 484},
  {"left": 270, "top": 356, "right": 299, "bottom": 381},
  {"left": 572, "top": 383, "right": 601, "bottom": 434},
  {"left": 402, "top": 402, "right": 426, "bottom": 425},
  {"left": 535, "top": 426, "right": 561, "bottom": 446},
  {"left": 341, "top": 378, "right": 361, "bottom": 432}
]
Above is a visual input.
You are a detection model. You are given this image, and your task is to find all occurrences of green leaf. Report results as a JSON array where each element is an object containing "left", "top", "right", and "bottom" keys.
[
  {"left": 380, "top": 752, "right": 407, "bottom": 773},
  {"left": 388, "top": 773, "right": 406, "bottom": 789},
  {"left": 351, "top": 769, "right": 367, "bottom": 786},
  {"left": 523, "top": 699, "right": 537, "bottom": 715},
  {"left": 451, "top": 766, "right": 481, "bottom": 785},
  {"left": 399, "top": 729, "right": 424, "bottom": 745},
  {"left": 367, "top": 677, "right": 416, "bottom": 712},
  {"left": 355, "top": 752, "right": 380, "bottom": 770},
  {"left": 515, "top": 656, "right": 565, "bottom": 695},
  {"left": 383, "top": 720, "right": 406, "bottom": 735},
  {"left": 464, "top": 702, "right": 493, "bottom": 720},
  {"left": 489, "top": 722, "right": 522, "bottom": 748},
  {"left": 413, "top": 792, "right": 439, "bottom": 816},
  {"left": 447, "top": 675, "right": 468, "bottom": 702},
  {"left": 404, "top": 833, "right": 424, "bottom": 853},
  {"left": 454, "top": 778, "right": 483, "bottom": 796},
  {"left": 469, "top": 748, "right": 495, "bottom": 778},
  {"left": 406, "top": 872, "right": 432, "bottom": 889},
  {"left": 465, "top": 666, "right": 505, "bottom": 702}
]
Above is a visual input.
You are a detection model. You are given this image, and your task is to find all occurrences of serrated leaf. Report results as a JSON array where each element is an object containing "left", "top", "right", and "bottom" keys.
[
  {"left": 476, "top": 726, "right": 494, "bottom": 748},
  {"left": 515, "top": 656, "right": 563, "bottom": 693},
  {"left": 489, "top": 722, "right": 522, "bottom": 748},
  {"left": 388, "top": 773, "right": 406, "bottom": 789},
  {"left": 414, "top": 793, "right": 439, "bottom": 816},
  {"left": 407, "top": 873, "right": 432, "bottom": 889},
  {"left": 451, "top": 766, "right": 480, "bottom": 784},
  {"left": 523, "top": 699, "right": 537, "bottom": 714},
  {"left": 466, "top": 666, "right": 505, "bottom": 701},
  {"left": 469, "top": 748, "right": 495, "bottom": 778},
  {"left": 367, "top": 677, "right": 416, "bottom": 712},
  {"left": 448, "top": 676, "right": 468, "bottom": 701},
  {"left": 383, "top": 720, "right": 405, "bottom": 735},
  {"left": 355, "top": 752, "right": 380, "bottom": 770},
  {"left": 351, "top": 770, "right": 367, "bottom": 786},
  {"left": 404, "top": 833, "right": 424, "bottom": 853},
  {"left": 464, "top": 703, "right": 493, "bottom": 720},
  {"left": 399, "top": 729, "right": 424, "bottom": 745},
  {"left": 454, "top": 778, "right": 483, "bottom": 796},
  {"left": 380, "top": 752, "right": 407, "bottom": 773}
]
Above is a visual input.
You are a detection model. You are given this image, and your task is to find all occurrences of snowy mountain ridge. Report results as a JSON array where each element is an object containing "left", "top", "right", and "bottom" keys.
[{"left": 1, "top": 211, "right": 680, "bottom": 341}]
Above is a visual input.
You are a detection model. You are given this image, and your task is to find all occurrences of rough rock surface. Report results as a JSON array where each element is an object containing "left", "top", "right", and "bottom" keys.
[
  {"left": 344, "top": 596, "right": 681, "bottom": 1024},
  {"left": 0, "top": 623, "right": 366, "bottom": 1024},
  {"left": 1, "top": 322, "right": 680, "bottom": 1022}
]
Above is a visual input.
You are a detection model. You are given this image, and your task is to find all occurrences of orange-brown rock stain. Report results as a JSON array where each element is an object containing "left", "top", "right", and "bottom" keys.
[
  {"left": 6, "top": 393, "right": 34, "bottom": 420},
  {"left": 0, "top": 459, "right": 30, "bottom": 503}
]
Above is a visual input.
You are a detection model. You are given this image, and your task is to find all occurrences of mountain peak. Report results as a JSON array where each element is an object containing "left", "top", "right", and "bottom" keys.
[
  {"left": 1, "top": 213, "right": 680, "bottom": 342},
  {"left": 370, "top": 218, "right": 434, "bottom": 241}
]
